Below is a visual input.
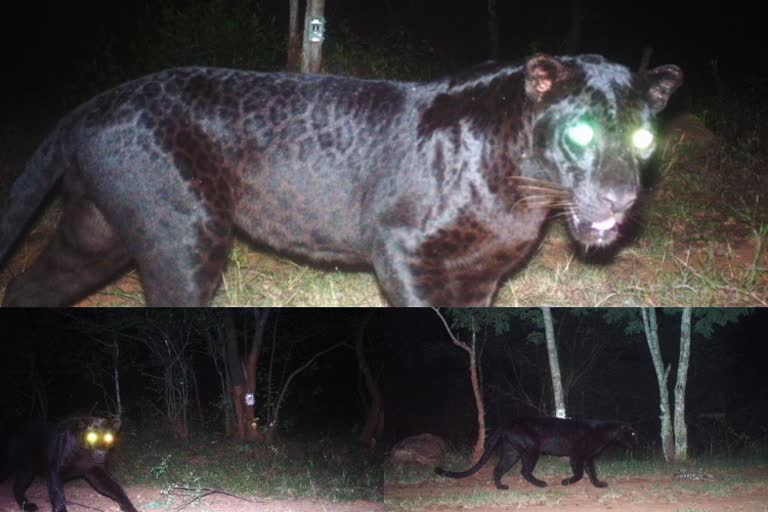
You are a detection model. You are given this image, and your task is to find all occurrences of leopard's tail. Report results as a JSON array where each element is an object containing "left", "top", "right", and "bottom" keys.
[
  {"left": 0, "top": 128, "right": 68, "bottom": 266},
  {"left": 434, "top": 429, "right": 503, "bottom": 479}
]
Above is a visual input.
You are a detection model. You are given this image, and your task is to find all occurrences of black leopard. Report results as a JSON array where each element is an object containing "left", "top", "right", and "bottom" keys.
[
  {"left": 435, "top": 417, "right": 638, "bottom": 489},
  {"left": 0, "top": 54, "right": 682, "bottom": 306},
  {"left": 0, "top": 417, "right": 137, "bottom": 512}
]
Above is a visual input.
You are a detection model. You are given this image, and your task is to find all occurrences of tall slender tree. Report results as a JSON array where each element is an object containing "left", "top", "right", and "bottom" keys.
[
  {"left": 287, "top": 0, "right": 301, "bottom": 70},
  {"left": 541, "top": 307, "right": 566, "bottom": 418},
  {"left": 356, "top": 312, "right": 384, "bottom": 449},
  {"left": 433, "top": 308, "right": 485, "bottom": 463},
  {"left": 301, "top": 0, "right": 325, "bottom": 73},
  {"left": 641, "top": 307, "right": 674, "bottom": 461},
  {"left": 674, "top": 308, "right": 692, "bottom": 460},
  {"left": 610, "top": 307, "right": 751, "bottom": 461}
]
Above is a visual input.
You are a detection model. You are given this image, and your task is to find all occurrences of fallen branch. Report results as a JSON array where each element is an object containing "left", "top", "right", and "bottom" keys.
[{"left": 173, "top": 486, "right": 260, "bottom": 510}]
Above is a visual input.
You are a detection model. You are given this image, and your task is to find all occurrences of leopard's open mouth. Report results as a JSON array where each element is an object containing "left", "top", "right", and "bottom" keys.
[{"left": 569, "top": 212, "right": 621, "bottom": 247}]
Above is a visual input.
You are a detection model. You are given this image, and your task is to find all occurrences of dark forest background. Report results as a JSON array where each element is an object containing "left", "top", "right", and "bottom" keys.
[
  {"left": 2, "top": 0, "right": 765, "bottom": 120},
  {"left": 1, "top": 308, "right": 765, "bottom": 457}
]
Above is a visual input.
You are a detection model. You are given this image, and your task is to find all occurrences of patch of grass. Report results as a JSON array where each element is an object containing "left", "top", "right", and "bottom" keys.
[
  {"left": 111, "top": 428, "right": 382, "bottom": 502},
  {"left": 407, "top": 446, "right": 768, "bottom": 487},
  {"left": 386, "top": 461, "right": 436, "bottom": 486},
  {"left": 389, "top": 447, "right": 768, "bottom": 510},
  {"left": 212, "top": 244, "right": 387, "bottom": 306}
]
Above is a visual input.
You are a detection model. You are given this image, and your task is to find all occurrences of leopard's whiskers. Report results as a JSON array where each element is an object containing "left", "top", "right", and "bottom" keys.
[{"left": 509, "top": 175, "right": 567, "bottom": 190}]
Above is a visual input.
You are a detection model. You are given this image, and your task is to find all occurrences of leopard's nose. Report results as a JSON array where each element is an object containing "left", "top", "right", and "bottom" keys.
[{"left": 603, "top": 189, "right": 637, "bottom": 213}]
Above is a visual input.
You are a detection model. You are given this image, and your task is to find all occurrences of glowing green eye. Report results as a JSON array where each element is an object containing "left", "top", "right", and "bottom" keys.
[
  {"left": 632, "top": 128, "right": 654, "bottom": 150},
  {"left": 86, "top": 431, "right": 98, "bottom": 444},
  {"left": 565, "top": 122, "right": 594, "bottom": 147},
  {"left": 103, "top": 432, "right": 114, "bottom": 444}
]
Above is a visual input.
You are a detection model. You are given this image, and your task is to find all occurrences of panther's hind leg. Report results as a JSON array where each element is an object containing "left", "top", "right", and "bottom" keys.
[
  {"left": 562, "top": 458, "right": 585, "bottom": 485},
  {"left": 584, "top": 458, "right": 608, "bottom": 487},
  {"left": 2, "top": 199, "right": 131, "bottom": 306},
  {"left": 520, "top": 449, "right": 548, "bottom": 487},
  {"left": 492, "top": 448, "right": 521, "bottom": 490}
]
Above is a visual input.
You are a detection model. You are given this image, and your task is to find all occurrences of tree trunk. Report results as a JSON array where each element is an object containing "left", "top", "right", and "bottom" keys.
[
  {"left": 641, "top": 307, "right": 674, "bottom": 461},
  {"left": 287, "top": 0, "right": 301, "bottom": 71},
  {"left": 541, "top": 307, "right": 566, "bottom": 418},
  {"left": 112, "top": 338, "right": 122, "bottom": 418},
  {"left": 224, "top": 311, "right": 246, "bottom": 441},
  {"left": 222, "top": 364, "right": 233, "bottom": 437},
  {"left": 245, "top": 309, "right": 269, "bottom": 441},
  {"left": 301, "top": 0, "right": 325, "bottom": 73},
  {"left": 467, "top": 318, "right": 485, "bottom": 463},
  {"left": 433, "top": 309, "right": 485, "bottom": 464},
  {"left": 487, "top": 0, "right": 499, "bottom": 59},
  {"left": 271, "top": 343, "right": 344, "bottom": 434},
  {"left": 190, "top": 362, "right": 204, "bottom": 425},
  {"left": 674, "top": 308, "right": 692, "bottom": 461},
  {"left": 205, "top": 319, "right": 232, "bottom": 436},
  {"left": 356, "top": 313, "right": 384, "bottom": 448}
]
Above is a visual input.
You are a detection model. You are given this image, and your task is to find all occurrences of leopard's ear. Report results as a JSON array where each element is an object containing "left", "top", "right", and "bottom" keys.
[
  {"left": 645, "top": 65, "right": 683, "bottom": 113},
  {"left": 524, "top": 54, "right": 569, "bottom": 102},
  {"left": 110, "top": 418, "right": 122, "bottom": 432}
]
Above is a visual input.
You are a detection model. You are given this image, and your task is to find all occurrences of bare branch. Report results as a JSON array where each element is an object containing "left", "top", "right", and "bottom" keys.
[{"left": 431, "top": 308, "right": 471, "bottom": 354}]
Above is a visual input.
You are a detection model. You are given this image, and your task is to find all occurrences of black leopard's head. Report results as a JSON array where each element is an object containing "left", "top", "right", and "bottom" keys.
[
  {"left": 612, "top": 422, "right": 640, "bottom": 450},
  {"left": 65, "top": 416, "right": 122, "bottom": 465},
  {"left": 523, "top": 54, "right": 683, "bottom": 247}
]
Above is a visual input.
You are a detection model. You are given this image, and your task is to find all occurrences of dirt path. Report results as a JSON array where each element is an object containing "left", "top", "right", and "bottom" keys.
[
  {"left": 0, "top": 482, "right": 386, "bottom": 512},
  {"left": 385, "top": 468, "right": 768, "bottom": 511}
]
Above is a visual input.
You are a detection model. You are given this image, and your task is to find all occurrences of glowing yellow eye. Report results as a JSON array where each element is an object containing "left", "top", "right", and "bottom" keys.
[
  {"left": 103, "top": 432, "right": 114, "bottom": 444},
  {"left": 632, "top": 128, "right": 654, "bottom": 150},
  {"left": 86, "top": 431, "right": 98, "bottom": 444}
]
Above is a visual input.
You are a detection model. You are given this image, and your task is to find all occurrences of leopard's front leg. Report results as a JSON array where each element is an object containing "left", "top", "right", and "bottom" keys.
[{"left": 371, "top": 232, "right": 503, "bottom": 306}]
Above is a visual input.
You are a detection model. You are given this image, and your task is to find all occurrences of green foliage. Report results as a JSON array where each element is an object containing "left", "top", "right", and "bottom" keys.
[
  {"left": 149, "top": 454, "right": 173, "bottom": 480},
  {"left": 689, "top": 309, "right": 752, "bottom": 338},
  {"left": 603, "top": 308, "right": 756, "bottom": 341},
  {"left": 441, "top": 308, "right": 540, "bottom": 337},
  {"left": 602, "top": 308, "right": 644, "bottom": 337},
  {"left": 614, "top": 308, "right": 755, "bottom": 341},
  {"left": 114, "top": 426, "right": 382, "bottom": 502}
]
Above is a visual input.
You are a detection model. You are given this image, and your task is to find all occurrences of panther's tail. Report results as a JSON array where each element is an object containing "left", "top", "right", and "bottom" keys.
[
  {"left": 0, "top": 129, "right": 67, "bottom": 266},
  {"left": 434, "top": 429, "right": 502, "bottom": 479}
]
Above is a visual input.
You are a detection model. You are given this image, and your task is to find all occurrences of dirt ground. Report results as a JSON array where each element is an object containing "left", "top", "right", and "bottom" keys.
[
  {"left": 2, "top": 473, "right": 768, "bottom": 512},
  {"left": 385, "top": 466, "right": 768, "bottom": 512},
  {"left": 0, "top": 482, "right": 386, "bottom": 512}
]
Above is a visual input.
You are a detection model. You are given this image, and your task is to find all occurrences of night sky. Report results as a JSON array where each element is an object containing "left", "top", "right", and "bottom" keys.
[{"left": 1, "top": 308, "right": 765, "bottom": 454}]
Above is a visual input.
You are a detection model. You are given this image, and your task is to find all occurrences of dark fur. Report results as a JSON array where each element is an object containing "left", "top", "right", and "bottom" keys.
[
  {"left": 0, "top": 55, "right": 682, "bottom": 306},
  {"left": 0, "top": 417, "right": 137, "bottom": 512},
  {"left": 435, "top": 417, "right": 638, "bottom": 489}
]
